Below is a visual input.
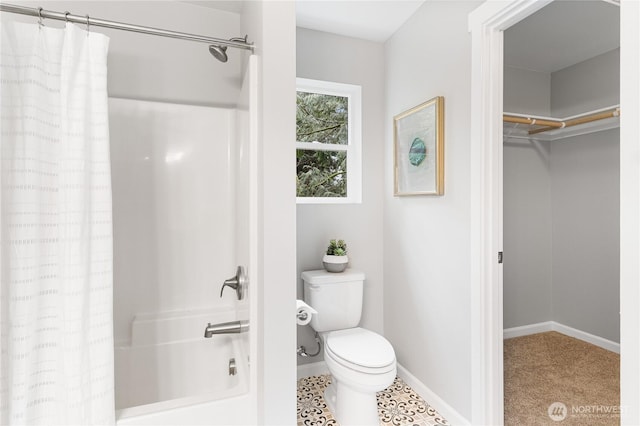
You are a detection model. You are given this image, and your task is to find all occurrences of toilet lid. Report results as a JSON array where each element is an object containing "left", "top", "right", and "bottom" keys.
[{"left": 325, "top": 328, "right": 395, "bottom": 369}]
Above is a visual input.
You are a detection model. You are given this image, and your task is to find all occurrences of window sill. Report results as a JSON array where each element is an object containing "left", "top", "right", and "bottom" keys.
[{"left": 296, "top": 197, "right": 362, "bottom": 205}]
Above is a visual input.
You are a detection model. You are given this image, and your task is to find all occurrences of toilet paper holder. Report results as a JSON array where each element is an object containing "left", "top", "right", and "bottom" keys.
[
  {"left": 296, "top": 299, "right": 317, "bottom": 326},
  {"left": 297, "top": 311, "right": 310, "bottom": 321}
]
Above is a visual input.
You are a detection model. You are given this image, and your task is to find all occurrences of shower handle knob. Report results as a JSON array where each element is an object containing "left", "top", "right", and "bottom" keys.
[{"left": 220, "top": 266, "right": 246, "bottom": 300}]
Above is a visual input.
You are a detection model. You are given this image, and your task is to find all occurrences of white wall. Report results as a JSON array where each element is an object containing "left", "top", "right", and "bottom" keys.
[
  {"left": 295, "top": 28, "right": 386, "bottom": 366},
  {"left": 2, "top": 1, "right": 244, "bottom": 106},
  {"left": 384, "top": 1, "right": 482, "bottom": 421},
  {"left": 241, "top": 2, "right": 298, "bottom": 424},
  {"left": 619, "top": 2, "right": 640, "bottom": 422}
]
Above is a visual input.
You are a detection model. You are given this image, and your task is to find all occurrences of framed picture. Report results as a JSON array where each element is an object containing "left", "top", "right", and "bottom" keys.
[{"left": 393, "top": 96, "right": 444, "bottom": 196}]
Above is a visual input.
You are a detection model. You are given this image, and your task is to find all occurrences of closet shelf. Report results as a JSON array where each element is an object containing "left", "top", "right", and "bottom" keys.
[{"left": 503, "top": 105, "right": 620, "bottom": 141}]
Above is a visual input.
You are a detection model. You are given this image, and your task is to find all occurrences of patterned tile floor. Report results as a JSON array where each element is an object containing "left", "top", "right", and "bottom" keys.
[{"left": 297, "top": 375, "right": 449, "bottom": 426}]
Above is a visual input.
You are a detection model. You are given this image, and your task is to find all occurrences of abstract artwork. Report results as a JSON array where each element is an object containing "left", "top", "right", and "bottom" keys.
[{"left": 393, "top": 96, "right": 444, "bottom": 196}]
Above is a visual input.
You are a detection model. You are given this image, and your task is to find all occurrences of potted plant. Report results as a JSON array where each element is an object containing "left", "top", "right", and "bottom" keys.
[{"left": 323, "top": 239, "right": 349, "bottom": 273}]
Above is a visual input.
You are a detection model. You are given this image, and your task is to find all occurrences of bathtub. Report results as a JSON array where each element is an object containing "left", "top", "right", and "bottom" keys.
[{"left": 115, "top": 308, "right": 253, "bottom": 425}]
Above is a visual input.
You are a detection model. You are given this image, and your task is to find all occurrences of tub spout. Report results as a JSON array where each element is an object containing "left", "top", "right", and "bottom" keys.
[{"left": 204, "top": 320, "right": 249, "bottom": 338}]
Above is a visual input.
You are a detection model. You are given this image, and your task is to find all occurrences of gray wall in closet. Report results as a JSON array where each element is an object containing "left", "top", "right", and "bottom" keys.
[
  {"left": 550, "top": 49, "right": 620, "bottom": 343},
  {"left": 503, "top": 66, "right": 553, "bottom": 329},
  {"left": 503, "top": 48, "right": 620, "bottom": 343},
  {"left": 551, "top": 49, "right": 620, "bottom": 117}
]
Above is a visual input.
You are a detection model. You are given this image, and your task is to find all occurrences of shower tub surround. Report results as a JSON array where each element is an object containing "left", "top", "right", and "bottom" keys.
[
  {"left": 115, "top": 308, "right": 248, "bottom": 410},
  {"left": 109, "top": 97, "right": 252, "bottom": 423},
  {"left": 115, "top": 307, "right": 250, "bottom": 424},
  {"left": 108, "top": 98, "right": 240, "bottom": 349}
]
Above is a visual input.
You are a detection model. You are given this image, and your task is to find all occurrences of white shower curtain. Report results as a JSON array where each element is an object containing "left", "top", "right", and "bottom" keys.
[{"left": 1, "top": 22, "right": 114, "bottom": 425}]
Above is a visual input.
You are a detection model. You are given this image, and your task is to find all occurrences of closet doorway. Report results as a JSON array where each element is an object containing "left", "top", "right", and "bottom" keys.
[{"left": 502, "top": 1, "right": 620, "bottom": 424}]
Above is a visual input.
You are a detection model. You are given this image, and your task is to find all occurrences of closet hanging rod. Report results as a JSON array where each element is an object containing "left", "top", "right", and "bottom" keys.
[
  {"left": 527, "top": 108, "right": 620, "bottom": 135},
  {"left": 503, "top": 107, "right": 621, "bottom": 135},
  {"left": 0, "top": 3, "right": 254, "bottom": 51},
  {"left": 503, "top": 115, "right": 564, "bottom": 128}
]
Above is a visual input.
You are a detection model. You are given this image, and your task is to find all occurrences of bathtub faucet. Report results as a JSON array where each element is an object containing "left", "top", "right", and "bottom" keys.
[{"left": 204, "top": 320, "right": 249, "bottom": 338}]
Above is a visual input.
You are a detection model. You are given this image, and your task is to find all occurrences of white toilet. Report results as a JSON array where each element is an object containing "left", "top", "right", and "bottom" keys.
[{"left": 302, "top": 269, "right": 396, "bottom": 426}]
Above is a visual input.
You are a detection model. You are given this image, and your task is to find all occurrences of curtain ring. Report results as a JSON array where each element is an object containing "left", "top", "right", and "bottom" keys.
[
  {"left": 85, "top": 14, "right": 90, "bottom": 33},
  {"left": 64, "top": 11, "right": 70, "bottom": 22},
  {"left": 37, "top": 7, "right": 44, "bottom": 27}
]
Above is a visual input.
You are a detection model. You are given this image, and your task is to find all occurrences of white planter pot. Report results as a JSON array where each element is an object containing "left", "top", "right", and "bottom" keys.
[{"left": 322, "top": 255, "right": 349, "bottom": 273}]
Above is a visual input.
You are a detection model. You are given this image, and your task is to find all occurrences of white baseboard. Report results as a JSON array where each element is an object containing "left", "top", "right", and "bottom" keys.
[
  {"left": 504, "top": 321, "right": 620, "bottom": 354},
  {"left": 297, "top": 361, "right": 470, "bottom": 425},
  {"left": 503, "top": 321, "right": 554, "bottom": 339},
  {"left": 297, "top": 361, "right": 329, "bottom": 380},
  {"left": 552, "top": 322, "right": 620, "bottom": 354},
  {"left": 396, "top": 364, "right": 470, "bottom": 426}
]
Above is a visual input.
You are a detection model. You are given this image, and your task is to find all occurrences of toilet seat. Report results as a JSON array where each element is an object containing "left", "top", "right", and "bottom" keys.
[{"left": 325, "top": 328, "right": 395, "bottom": 374}]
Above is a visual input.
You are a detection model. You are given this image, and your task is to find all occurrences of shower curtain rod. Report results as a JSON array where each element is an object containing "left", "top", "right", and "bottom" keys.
[{"left": 0, "top": 3, "right": 254, "bottom": 51}]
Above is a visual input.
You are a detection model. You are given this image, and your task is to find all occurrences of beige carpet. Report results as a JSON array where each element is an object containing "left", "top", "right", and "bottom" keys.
[{"left": 504, "top": 331, "right": 620, "bottom": 425}]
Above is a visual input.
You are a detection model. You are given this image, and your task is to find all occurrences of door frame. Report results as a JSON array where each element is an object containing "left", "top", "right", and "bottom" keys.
[{"left": 468, "top": 1, "right": 639, "bottom": 425}]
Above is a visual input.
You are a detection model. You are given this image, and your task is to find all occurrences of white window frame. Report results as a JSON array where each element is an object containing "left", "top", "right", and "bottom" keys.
[{"left": 296, "top": 78, "right": 362, "bottom": 204}]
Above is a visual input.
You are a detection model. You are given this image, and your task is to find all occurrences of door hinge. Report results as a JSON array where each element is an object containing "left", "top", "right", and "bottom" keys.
[{"left": 498, "top": 251, "right": 503, "bottom": 264}]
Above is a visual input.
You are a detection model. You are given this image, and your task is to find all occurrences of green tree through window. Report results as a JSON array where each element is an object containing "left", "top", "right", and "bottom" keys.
[
  {"left": 295, "top": 78, "right": 361, "bottom": 203},
  {"left": 296, "top": 92, "right": 348, "bottom": 197},
  {"left": 296, "top": 92, "right": 348, "bottom": 145}
]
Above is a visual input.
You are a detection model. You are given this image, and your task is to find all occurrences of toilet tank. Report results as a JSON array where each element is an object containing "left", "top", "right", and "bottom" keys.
[{"left": 302, "top": 269, "right": 365, "bottom": 332}]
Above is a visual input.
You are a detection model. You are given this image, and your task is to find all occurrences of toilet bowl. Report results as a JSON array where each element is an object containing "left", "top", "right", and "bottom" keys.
[
  {"left": 302, "top": 269, "right": 397, "bottom": 426},
  {"left": 321, "top": 328, "right": 397, "bottom": 425}
]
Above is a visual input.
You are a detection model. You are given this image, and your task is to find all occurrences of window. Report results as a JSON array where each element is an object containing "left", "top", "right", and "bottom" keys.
[{"left": 296, "top": 78, "right": 362, "bottom": 204}]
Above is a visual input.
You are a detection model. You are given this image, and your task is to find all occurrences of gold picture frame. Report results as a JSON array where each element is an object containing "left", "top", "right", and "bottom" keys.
[{"left": 393, "top": 96, "right": 444, "bottom": 196}]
